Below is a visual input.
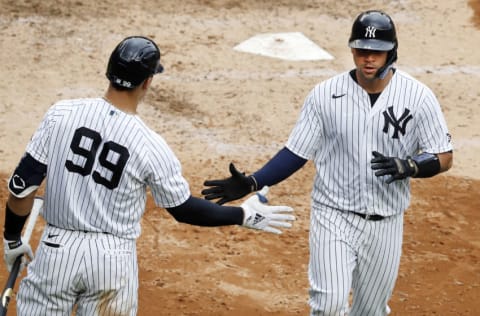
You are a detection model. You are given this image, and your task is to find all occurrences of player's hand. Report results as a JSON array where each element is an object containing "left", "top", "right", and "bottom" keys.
[
  {"left": 3, "top": 237, "right": 33, "bottom": 273},
  {"left": 240, "top": 186, "right": 295, "bottom": 234},
  {"left": 202, "top": 163, "right": 257, "bottom": 205},
  {"left": 371, "top": 151, "right": 418, "bottom": 184}
]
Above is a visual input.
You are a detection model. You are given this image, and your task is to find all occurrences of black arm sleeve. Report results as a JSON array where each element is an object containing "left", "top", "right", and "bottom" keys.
[
  {"left": 252, "top": 147, "right": 308, "bottom": 189},
  {"left": 4, "top": 203, "right": 29, "bottom": 240},
  {"left": 9, "top": 153, "right": 47, "bottom": 198},
  {"left": 166, "top": 196, "right": 244, "bottom": 226}
]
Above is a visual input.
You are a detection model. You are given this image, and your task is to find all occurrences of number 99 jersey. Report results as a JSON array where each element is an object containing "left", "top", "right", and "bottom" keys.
[{"left": 23, "top": 98, "right": 190, "bottom": 239}]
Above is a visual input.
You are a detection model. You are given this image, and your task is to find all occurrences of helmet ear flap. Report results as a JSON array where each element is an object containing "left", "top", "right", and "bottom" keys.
[{"left": 376, "top": 46, "right": 398, "bottom": 79}]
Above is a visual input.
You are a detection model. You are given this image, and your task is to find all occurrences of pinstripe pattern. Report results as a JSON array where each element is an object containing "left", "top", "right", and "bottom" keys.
[
  {"left": 286, "top": 69, "right": 452, "bottom": 315},
  {"left": 17, "top": 225, "right": 137, "bottom": 315},
  {"left": 308, "top": 207, "right": 402, "bottom": 316},
  {"left": 286, "top": 70, "right": 452, "bottom": 216},
  {"left": 19, "top": 97, "right": 191, "bottom": 315},
  {"left": 26, "top": 98, "right": 190, "bottom": 238}
]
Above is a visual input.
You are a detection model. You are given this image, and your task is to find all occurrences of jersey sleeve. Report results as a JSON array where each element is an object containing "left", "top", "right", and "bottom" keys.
[
  {"left": 25, "top": 105, "right": 57, "bottom": 164},
  {"left": 285, "top": 88, "right": 323, "bottom": 160},
  {"left": 145, "top": 132, "right": 191, "bottom": 209},
  {"left": 415, "top": 88, "right": 453, "bottom": 153}
]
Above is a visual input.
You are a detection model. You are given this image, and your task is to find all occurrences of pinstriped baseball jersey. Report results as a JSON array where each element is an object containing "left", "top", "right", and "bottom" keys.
[
  {"left": 286, "top": 69, "right": 452, "bottom": 216},
  {"left": 25, "top": 98, "right": 190, "bottom": 239}
]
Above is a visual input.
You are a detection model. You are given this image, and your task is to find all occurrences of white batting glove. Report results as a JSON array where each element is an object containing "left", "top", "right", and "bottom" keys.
[
  {"left": 240, "top": 186, "right": 295, "bottom": 234},
  {"left": 3, "top": 238, "right": 33, "bottom": 273}
]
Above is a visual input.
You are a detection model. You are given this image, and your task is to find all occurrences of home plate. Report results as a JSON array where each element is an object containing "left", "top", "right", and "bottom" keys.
[{"left": 233, "top": 32, "right": 334, "bottom": 61}]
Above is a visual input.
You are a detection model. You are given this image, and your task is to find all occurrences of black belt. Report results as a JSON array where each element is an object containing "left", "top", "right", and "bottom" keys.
[{"left": 352, "top": 212, "right": 385, "bottom": 221}]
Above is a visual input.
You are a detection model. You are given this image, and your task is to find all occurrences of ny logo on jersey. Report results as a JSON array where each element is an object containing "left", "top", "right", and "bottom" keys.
[
  {"left": 365, "top": 26, "right": 377, "bottom": 38},
  {"left": 382, "top": 106, "right": 413, "bottom": 139}
]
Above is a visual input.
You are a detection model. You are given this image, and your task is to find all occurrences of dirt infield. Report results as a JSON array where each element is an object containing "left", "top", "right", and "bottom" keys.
[{"left": 0, "top": 0, "right": 479, "bottom": 315}]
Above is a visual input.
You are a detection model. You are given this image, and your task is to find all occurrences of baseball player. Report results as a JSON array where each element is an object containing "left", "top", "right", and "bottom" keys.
[
  {"left": 2, "top": 36, "right": 295, "bottom": 315},
  {"left": 202, "top": 10, "right": 453, "bottom": 316}
]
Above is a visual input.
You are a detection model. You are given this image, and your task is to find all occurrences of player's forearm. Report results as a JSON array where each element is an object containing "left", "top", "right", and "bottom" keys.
[
  {"left": 410, "top": 151, "right": 452, "bottom": 178},
  {"left": 437, "top": 151, "right": 453, "bottom": 173},
  {"left": 252, "top": 147, "right": 307, "bottom": 189},
  {"left": 166, "top": 196, "right": 244, "bottom": 226},
  {"left": 4, "top": 193, "right": 36, "bottom": 240},
  {"left": 7, "top": 193, "right": 36, "bottom": 217}
]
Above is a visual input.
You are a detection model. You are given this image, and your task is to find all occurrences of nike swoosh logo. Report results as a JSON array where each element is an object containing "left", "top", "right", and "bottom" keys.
[
  {"left": 47, "top": 234, "right": 59, "bottom": 238},
  {"left": 332, "top": 93, "right": 346, "bottom": 99}
]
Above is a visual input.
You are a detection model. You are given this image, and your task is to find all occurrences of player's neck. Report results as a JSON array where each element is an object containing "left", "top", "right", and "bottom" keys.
[{"left": 104, "top": 87, "right": 140, "bottom": 115}]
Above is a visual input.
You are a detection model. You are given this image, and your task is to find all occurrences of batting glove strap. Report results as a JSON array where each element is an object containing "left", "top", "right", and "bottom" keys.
[
  {"left": 249, "top": 175, "right": 258, "bottom": 192},
  {"left": 6, "top": 239, "right": 22, "bottom": 250},
  {"left": 3, "top": 238, "right": 33, "bottom": 273}
]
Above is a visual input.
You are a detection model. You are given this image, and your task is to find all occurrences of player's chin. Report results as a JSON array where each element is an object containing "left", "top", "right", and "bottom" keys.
[
  {"left": 359, "top": 69, "right": 377, "bottom": 81},
  {"left": 362, "top": 67, "right": 377, "bottom": 77}
]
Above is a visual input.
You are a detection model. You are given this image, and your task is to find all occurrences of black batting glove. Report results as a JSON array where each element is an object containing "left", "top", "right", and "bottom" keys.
[
  {"left": 202, "top": 163, "right": 257, "bottom": 205},
  {"left": 371, "top": 151, "right": 418, "bottom": 184}
]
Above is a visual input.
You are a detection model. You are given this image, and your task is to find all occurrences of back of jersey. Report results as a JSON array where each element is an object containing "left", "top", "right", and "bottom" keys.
[{"left": 26, "top": 98, "right": 189, "bottom": 239}]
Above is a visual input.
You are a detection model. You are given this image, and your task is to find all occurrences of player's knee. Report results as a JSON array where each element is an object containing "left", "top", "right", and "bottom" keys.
[{"left": 309, "top": 288, "right": 349, "bottom": 316}]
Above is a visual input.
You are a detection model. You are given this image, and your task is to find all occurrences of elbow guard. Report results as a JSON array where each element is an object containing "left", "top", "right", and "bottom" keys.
[
  {"left": 8, "top": 153, "right": 47, "bottom": 198},
  {"left": 411, "top": 152, "right": 440, "bottom": 178}
]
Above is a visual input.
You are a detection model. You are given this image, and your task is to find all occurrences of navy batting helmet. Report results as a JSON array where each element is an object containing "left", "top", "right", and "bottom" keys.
[
  {"left": 348, "top": 10, "right": 398, "bottom": 78},
  {"left": 348, "top": 10, "right": 397, "bottom": 51},
  {"left": 106, "top": 36, "right": 164, "bottom": 89}
]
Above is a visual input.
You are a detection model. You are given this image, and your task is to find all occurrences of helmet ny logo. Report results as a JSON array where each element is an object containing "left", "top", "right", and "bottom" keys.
[
  {"left": 382, "top": 106, "right": 413, "bottom": 139},
  {"left": 365, "top": 26, "right": 377, "bottom": 38}
]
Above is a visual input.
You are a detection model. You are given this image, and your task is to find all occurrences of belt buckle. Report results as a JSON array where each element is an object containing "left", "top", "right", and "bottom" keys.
[{"left": 365, "top": 214, "right": 372, "bottom": 220}]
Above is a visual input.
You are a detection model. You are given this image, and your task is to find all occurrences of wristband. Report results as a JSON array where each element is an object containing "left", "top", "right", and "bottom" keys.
[
  {"left": 406, "top": 157, "right": 419, "bottom": 177},
  {"left": 4, "top": 203, "right": 29, "bottom": 240},
  {"left": 249, "top": 175, "right": 258, "bottom": 192},
  {"left": 411, "top": 152, "right": 440, "bottom": 178}
]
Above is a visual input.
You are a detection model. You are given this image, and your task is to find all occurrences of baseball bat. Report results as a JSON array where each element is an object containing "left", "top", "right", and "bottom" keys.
[{"left": 0, "top": 197, "right": 43, "bottom": 316}]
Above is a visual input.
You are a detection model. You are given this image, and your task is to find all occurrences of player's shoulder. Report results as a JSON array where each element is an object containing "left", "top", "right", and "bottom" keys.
[
  {"left": 49, "top": 97, "right": 104, "bottom": 112},
  {"left": 134, "top": 118, "right": 171, "bottom": 148},
  {"left": 53, "top": 97, "right": 100, "bottom": 106},
  {"left": 393, "top": 69, "right": 418, "bottom": 82},
  {"left": 137, "top": 124, "right": 179, "bottom": 167},
  {"left": 393, "top": 69, "right": 429, "bottom": 89},
  {"left": 42, "top": 97, "right": 94, "bottom": 119},
  {"left": 314, "top": 70, "right": 351, "bottom": 89},
  {"left": 323, "top": 70, "right": 350, "bottom": 84},
  {"left": 393, "top": 69, "right": 436, "bottom": 96}
]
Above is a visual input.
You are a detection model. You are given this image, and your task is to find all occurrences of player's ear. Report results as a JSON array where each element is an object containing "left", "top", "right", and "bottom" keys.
[{"left": 141, "top": 76, "right": 153, "bottom": 90}]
